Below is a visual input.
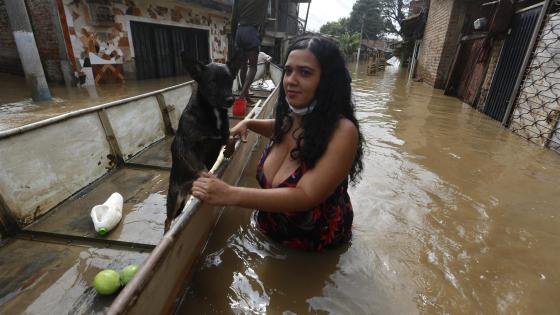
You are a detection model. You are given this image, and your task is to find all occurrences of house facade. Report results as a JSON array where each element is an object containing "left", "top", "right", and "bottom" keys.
[
  {"left": 409, "top": 0, "right": 560, "bottom": 153},
  {"left": 0, "top": 0, "right": 307, "bottom": 90}
]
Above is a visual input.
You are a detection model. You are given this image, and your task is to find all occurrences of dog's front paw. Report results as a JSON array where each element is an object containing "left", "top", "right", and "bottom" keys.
[{"left": 223, "top": 138, "right": 236, "bottom": 158}]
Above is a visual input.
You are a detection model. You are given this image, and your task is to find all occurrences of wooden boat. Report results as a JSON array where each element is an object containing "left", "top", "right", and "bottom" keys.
[{"left": 0, "top": 62, "right": 283, "bottom": 314}]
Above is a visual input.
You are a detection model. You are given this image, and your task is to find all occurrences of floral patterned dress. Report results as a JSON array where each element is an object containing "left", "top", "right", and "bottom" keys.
[{"left": 255, "top": 142, "right": 353, "bottom": 251}]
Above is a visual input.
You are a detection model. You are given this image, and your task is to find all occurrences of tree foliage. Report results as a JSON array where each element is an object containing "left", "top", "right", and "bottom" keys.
[
  {"left": 319, "top": 17, "right": 349, "bottom": 37},
  {"left": 338, "top": 32, "right": 361, "bottom": 60},
  {"left": 319, "top": 0, "right": 410, "bottom": 38},
  {"left": 348, "top": 0, "right": 384, "bottom": 39},
  {"left": 380, "top": 0, "right": 410, "bottom": 36}
]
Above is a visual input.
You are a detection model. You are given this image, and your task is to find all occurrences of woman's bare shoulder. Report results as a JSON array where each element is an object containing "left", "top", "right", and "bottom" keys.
[{"left": 335, "top": 117, "right": 358, "bottom": 137}]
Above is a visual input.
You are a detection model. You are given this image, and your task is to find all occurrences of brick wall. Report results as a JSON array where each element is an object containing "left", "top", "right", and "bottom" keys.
[
  {"left": 27, "top": 0, "right": 64, "bottom": 83},
  {"left": 437, "top": 1, "right": 466, "bottom": 88},
  {"left": 0, "top": 0, "right": 64, "bottom": 83},
  {"left": 415, "top": 0, "right": 466, "bottom": 89},
  {"left": 0, "top": 0, "right": 24, "bottom": 76}
]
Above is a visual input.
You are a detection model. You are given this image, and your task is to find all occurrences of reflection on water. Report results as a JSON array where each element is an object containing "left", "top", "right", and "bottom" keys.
[{"left": 179, "top": 62, "right": 560, "bottom": 314}]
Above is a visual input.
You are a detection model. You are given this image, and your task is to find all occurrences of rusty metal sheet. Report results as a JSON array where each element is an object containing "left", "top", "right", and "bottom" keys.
[{"left": 456, "top": 39, "right": 488, "bottom": 105}]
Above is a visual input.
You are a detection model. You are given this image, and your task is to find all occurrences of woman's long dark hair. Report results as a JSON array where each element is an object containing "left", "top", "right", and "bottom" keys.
[{"left": 272, "top": 35, "right": 364, "bottom": 184}]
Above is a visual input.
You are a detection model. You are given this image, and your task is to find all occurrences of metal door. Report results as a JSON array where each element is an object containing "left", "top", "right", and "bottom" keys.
[
  {"left": 131, "top": 21, "right": 157, "bottom": 80},
  {"left": 131, "top": 22, "right": 209, "bottom": 80},
  {"left": 483, "top": 6, "right": 542, "bottom": 121},
  {"left": 153, "top": 25, "right": 174, "bottom": 78}
]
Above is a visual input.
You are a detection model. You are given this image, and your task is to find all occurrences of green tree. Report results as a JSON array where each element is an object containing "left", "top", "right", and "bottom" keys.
[
  {"left": 380, "top": 0, "right": 410, "bottom": 36},
  {"left": 338, "top": 32, "right": 361, "bottom": 60},
  {"left": 319, "top": 17, "right": 349, "bottom": 37},
  {"left": 348, "top": 0, "right": 384, "bottom": 39}
]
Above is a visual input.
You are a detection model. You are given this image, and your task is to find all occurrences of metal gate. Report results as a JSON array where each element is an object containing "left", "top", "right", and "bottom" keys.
[
  {"left": 483, "top": 5, "right": 542, "bottom": 121},
  {"left": 510, "top": 2, "right": 560, "bottom": 152},
  {"left": 131, "top": 21, "right": 209, "bottom": 80}
]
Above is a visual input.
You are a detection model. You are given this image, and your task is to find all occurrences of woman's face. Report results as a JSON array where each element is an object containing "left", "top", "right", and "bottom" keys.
[{"left": 283, "top": 48, "right": 321, "bottom": 108}]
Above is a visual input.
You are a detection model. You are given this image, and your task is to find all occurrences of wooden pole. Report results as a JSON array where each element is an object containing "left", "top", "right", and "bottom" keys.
[{"left": 355, "top": 14, "right": 366, "bottom": 73}]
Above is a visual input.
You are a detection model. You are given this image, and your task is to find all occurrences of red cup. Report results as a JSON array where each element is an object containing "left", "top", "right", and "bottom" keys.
[{"left": 232, "top": 97, "right": 247, "bottom": 116}]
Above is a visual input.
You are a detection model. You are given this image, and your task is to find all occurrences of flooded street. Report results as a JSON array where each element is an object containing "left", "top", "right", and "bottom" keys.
[
  {"left": 0, "top": 73, "right": 190, "bottom": 131},
  {"left": 179, "top": 62, "right": 560, "bottom": 314}
]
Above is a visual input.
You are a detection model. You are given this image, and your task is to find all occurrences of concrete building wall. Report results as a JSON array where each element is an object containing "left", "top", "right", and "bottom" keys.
[
  {"left": 62, "top": 0, "right": 231, "bottom": 85},
  {"left": 0, "top": 0, "right": 231, "bottom": 85},
  {"left": 415, "top": 0, "right": 466, "bottom": 89}
]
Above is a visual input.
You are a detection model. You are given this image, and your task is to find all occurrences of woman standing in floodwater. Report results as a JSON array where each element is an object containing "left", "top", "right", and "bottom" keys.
[{"left": 193, "top": 35, "right": 364, "bottom": 251}]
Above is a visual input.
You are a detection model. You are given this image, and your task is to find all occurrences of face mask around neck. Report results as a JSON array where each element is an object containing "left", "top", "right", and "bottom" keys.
[{"left": 286, "top": 97, "right": 317, "bottom": 115}]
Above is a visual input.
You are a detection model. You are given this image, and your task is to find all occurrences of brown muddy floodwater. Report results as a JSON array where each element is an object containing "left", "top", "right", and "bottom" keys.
[
  {"left": 178, "top": 62, "right": 560, "bottom": 314},
  {"left": 0, "top": 73, "right": 191, "bottom": 131}
]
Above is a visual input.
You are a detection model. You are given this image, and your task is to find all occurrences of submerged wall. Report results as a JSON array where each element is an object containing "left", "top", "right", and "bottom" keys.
[{"left": 415, "top": 0, "right": 466, "bottom": 89}]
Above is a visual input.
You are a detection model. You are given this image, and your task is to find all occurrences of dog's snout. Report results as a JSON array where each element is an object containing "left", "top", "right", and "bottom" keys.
[{"left": 225, "top": 96, "right": 235, "bottom": 108}]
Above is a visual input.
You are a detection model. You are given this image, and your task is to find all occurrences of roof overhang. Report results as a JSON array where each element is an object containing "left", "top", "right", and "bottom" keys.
[{"left": 179, "top": 0, "right": 234, "bottom": 12}]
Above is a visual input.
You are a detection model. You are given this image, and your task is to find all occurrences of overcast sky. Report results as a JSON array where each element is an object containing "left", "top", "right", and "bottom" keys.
[{"left": 299, "top": 0, "right": 357, "bottom": 32}]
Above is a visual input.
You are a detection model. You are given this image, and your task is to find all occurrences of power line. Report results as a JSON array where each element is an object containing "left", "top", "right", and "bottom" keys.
[{"left": 333, "top": 0, "right": 353, "bottom": 11}]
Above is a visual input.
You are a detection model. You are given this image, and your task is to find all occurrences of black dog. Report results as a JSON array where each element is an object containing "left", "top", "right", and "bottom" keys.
[{"left": 165, "top": 53, "right": 240, "bottom": 232}]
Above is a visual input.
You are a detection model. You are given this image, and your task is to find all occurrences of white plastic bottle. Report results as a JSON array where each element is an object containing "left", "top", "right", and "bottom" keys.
[{"left": 91, "top": 192, "right": 124, "bottom": 236}]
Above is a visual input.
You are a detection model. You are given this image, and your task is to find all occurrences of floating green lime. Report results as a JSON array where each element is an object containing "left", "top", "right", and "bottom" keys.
[
  {"left": 93, "top": 269, "right": 121, "bottom": 295},
  {"left": 120, "top": 264, "right": 140, "bottom": 285}
]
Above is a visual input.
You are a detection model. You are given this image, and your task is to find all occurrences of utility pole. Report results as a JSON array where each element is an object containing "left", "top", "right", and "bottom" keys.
[
  {"left": 355, "top": 14, "right": 366, "bottom": 73},
  {"left": 5, "top": 0, "right": 52, "bottom": 102},
  {"left": 303, "top": 2, "right": 311, "bottom": 33}
]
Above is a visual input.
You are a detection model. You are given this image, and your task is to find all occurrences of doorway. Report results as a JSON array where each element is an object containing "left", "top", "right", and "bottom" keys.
[
  {"left": 483, "top": 5, "right": 542, "bottom": 121},
  {"left": 130, "top": 21, "right": 209, "bottom": 80}
]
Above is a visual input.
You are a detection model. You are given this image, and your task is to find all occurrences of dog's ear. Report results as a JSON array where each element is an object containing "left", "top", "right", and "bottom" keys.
[
  {"left": 181, "top": 51, "right": 206, "bottom": 81},
  {"left": 226, "top": 49, "right": 243, "bottom": 78}
]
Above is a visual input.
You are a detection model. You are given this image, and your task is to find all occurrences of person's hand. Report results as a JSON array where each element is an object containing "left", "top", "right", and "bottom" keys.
[
  {"left": 192, "top": 172, "right": 234, "bottom": 205},
  {"left": 229, "top": 120, "right": 248, "bottom": 143}
]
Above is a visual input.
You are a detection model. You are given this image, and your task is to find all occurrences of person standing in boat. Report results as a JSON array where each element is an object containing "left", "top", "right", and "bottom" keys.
[
  {"left": 230, "top": 0, "right": 268, "bottom": 102},
  {"left": 193, "top": 35, "right": 364, "bottom": 251}
]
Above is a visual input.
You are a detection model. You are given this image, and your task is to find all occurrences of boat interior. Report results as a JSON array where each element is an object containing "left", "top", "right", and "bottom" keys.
[{"left": 0, "top": 63, "right": 282, "bottom": 314}]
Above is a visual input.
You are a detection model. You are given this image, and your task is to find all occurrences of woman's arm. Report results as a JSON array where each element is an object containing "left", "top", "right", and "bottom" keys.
[
  {"left": 231, "top": 118, "right": 275, "bottom": 141},
  {"left": 194, "top": 118, "right": 358, "bottom": 212}
]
